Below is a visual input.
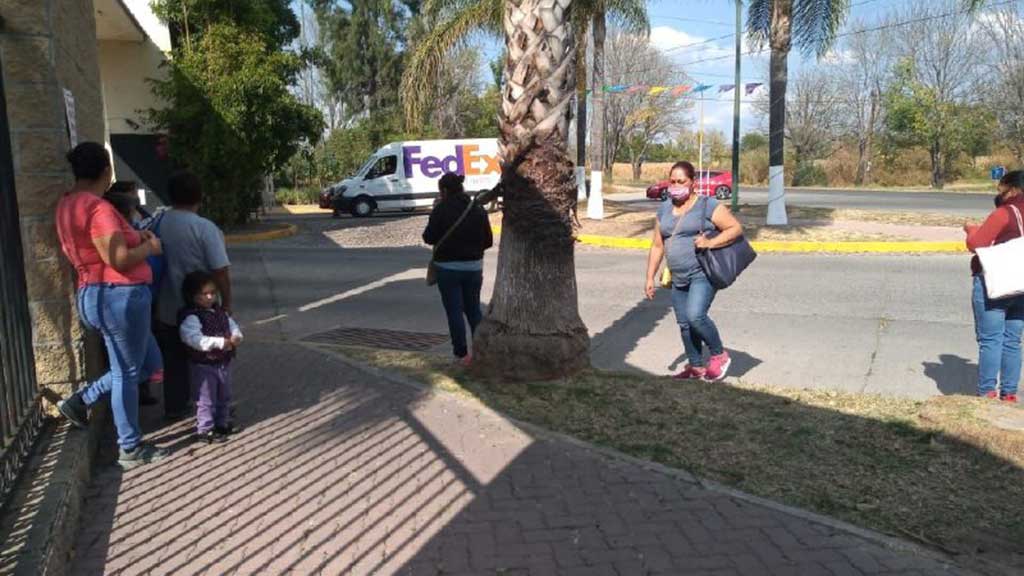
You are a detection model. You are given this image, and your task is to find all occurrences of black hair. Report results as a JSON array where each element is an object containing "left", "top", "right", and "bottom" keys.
[
  {"left": 66, "top": 142, "right": 110, "bottom": 181},
  {"left": 181, "top": 270, "right": 217, "bottom": 308},
  {"left": 438, "top": 172, "right": 466, "bottom": 198},
  {"left": 998, "top": 170, "right": 1024, "bottom": 192},
  {"left": 669, "top": 161, "right": 696, "bottom": 181},
  {"left": 168, "top": 170, "right": 202, "bottom": 206},
  {"left": 103, "top": 181, "right": 139, "bottom": 220}
]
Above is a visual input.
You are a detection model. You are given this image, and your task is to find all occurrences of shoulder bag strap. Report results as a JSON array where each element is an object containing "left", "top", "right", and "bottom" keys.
[
  {"left": 666, "top": 202, "right": 688, "bottom": 252},
  {"left": 432, "top": 198, "right": 477, "bottom": 258},
  {"left": 1010, "top": 205, "right": 1024, "bottom": 238}
]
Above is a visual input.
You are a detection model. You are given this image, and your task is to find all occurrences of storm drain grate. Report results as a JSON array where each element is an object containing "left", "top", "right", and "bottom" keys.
[{"left": 303, "top": 326, "right": 449, "bottom": 351}]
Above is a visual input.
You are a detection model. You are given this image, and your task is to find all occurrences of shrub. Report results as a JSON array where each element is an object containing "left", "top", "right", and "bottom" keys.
[{"left": 275, "top": 187, "right": 320, "bottom": 205}]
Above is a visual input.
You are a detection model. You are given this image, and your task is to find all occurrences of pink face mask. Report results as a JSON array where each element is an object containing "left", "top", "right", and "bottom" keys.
[{"left": 668, "top": 185, "right": 690, "bottom": 201}]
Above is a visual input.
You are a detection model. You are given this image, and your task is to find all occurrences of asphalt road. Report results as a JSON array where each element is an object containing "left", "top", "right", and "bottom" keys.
[
  {"left": 231, "top": 213, "right": 978, "bottom": 400},
  {"left": 608, "top": 186, "right": 995, "bottom": 218}
]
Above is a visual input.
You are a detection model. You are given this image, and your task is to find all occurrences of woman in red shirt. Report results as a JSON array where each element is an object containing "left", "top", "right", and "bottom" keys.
[
  {"left": 964, "top": 170, "right": 1024, "bottom": 403},
  {"left": 53, "top": 142, "right": 169, "bottom": 468}
]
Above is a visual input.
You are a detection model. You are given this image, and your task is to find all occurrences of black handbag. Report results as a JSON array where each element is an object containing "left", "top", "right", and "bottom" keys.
[{"left": 695, "top": 197, "right": 756, "bottom": 289}]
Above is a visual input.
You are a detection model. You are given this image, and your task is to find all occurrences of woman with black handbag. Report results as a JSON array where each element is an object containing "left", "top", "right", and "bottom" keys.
[
  {"left": 423, "top": 173, "right": 494, "bottom": 366},
  {"left": 645, "top": 161, "right": 744, "bottom": 381}
]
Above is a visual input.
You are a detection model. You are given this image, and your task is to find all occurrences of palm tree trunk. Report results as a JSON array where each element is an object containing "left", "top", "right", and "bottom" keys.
[
  {"left": 588, "top": 10, "right": 606, "bottom": 215},
  {"left": 472, "top": 0, "right": 589, "bottom": 380},
  {"left": 576, "top": 27, "right": 589, "bottom": 169},
  {"left": 766, "top": 0, "right": 791, "bottom": 226}
]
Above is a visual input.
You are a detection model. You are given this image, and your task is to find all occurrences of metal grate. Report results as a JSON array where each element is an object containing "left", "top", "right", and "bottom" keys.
[{"left": 303, "top": 327, "right": 449, "bottom": 351}]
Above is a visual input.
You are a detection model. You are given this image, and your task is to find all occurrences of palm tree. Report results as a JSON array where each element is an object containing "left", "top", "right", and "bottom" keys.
[
  {"left": 467, "top": 0, "right": 588, "bottom": 379},
  {"left": 401, "top": 0, "right": 648, "bottom": 169},
  {"left": 748, "top": 0, "right": 989, "bottom": 225}
]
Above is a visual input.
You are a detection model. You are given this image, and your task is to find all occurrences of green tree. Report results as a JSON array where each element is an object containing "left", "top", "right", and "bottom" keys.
[
  {"left": 149, "top": 3, "right": 322, "bottom": 225},
  {"left": 884, "top": 61, "right": 993, "bottom": 188},
  {"left": 747, "top": 0, "right": 987, "bottom": 215},
  {"left": 400, "top": 0, "right": 648, "bottom": 166},
  {"left": 741, "top": 132, "right": 768, "bottom": 150},
  {"left": 152, "top": 0, "right": 300, "bottom": 51}
]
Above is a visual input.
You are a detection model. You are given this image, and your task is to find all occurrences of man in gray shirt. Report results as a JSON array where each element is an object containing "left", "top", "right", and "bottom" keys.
[{"left": 153, "top": 171, "right": 232, "bottom": 419}]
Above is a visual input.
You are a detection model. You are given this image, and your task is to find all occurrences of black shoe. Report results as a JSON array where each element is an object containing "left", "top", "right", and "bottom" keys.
[
  {"left": 118, "top": 443, "right": 170, "bottom": 469},
  {"left": 57, "top": 393, "right": 89, "bottom": 429},
  {"left": 214, "top": 423, "right": 240, "bottom": 438},
  {"left": 197, "top": 430, "right": 227, "bottom": 444}
]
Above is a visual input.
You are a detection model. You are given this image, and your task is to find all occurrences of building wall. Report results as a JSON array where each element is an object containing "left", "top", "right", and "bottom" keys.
[
  {"left": 1, "top": 0, "right": 108, "bottom": 398},
  {"left": 98, "top": 38, "right": 167, "bottom": 135}
]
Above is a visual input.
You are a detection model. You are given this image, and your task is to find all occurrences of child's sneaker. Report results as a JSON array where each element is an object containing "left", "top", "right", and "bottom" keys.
[
  {"left": 214, "top": 424, "right": 240, "bottom": 438},
  {"left": 673, "top": 365, "right": 706, "bottom": 380},
  {"left": 197, "top": 430, "right": 227, "bottom": 445},
  {"left": 1001, "top": 394, "right": 1019, "bottom": 404},
  {"left": 983, "top": 390, "right": 999, "bottom": 400},
  {"left": 118, "top": 443, "right": 169, "bottom": 469},
  {"left": 705, "top": 352, "right": 732, "bottom": 381}
]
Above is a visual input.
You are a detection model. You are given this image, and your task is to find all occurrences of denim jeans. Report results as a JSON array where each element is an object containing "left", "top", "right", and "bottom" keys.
[
  {"left": 76, "top": 284, "right": 161, "bottom": 450},
  {"left": 670, "top": 275, "right": 724, "bottom": 368},
  {"left": 972, "top": 275, "right": 1024, "bottom": 396},
  {"left": 436, "top": 268, "right": 484, "bottom": 358}
]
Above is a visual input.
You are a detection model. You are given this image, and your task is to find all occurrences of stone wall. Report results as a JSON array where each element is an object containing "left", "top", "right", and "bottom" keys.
[{"left": 1, "top": 0, "right": 107, "bottom": 400}]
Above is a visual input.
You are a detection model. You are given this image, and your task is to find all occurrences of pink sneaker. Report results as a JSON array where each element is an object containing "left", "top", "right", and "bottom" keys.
[
  {"left": 983, "top": 390, "right": 999, "bottom": 400},
  {"left": 673, "top": 365, "right": 706, "bottom": 380},
  {"left": 1002, "top": 394, "right": 1018, "bottom": 404},
  {"left": 705, "top": 352, "right": 732, "bottom": 381},
  {"left": 453, "top": 354, "right": 472, "bottom": 368},
  {"left": 149, "top": 369, "right": 165, "bottom": 384}
]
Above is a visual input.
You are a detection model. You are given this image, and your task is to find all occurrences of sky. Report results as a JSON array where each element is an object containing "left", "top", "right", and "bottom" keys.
[{"left": 292, "top": 0, "right": 988, "bottom": 136}]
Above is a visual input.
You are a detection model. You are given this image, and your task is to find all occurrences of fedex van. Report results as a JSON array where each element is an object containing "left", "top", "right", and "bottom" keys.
[{"left": 320, "top": 138, "right": 501, "bottom": 217}]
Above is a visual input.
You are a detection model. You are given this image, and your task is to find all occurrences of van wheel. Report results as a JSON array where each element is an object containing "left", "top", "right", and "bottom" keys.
[{"left": 351, "top": 196, "right": 376, "bottom": 218}]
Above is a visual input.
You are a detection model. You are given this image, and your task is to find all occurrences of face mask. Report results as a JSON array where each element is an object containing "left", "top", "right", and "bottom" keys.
[{"left": 668, "top": 185, "right": 690, "bottom": 201}]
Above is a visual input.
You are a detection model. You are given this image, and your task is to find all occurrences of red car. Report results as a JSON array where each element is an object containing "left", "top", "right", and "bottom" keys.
[{"left": 646, "top": 170, "right": 733, "bottom": 201}]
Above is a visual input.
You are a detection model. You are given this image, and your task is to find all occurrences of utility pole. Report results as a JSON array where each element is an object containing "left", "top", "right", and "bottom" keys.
[{"left": 731, "top": 0, "right": 742, "bottom": 211}]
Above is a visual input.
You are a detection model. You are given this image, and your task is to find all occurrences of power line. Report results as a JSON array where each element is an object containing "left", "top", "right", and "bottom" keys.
[{"left": 606, "top": 0, "right": 1018, "bottom": 84}]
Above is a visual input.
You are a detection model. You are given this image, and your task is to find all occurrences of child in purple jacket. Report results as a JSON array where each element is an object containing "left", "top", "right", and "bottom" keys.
[{"left": 179, "top": 271, "right": 242, "bottom": 443}]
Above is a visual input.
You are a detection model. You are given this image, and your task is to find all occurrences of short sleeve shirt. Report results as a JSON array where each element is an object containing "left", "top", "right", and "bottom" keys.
[
  {"left": 56, "top": 191, "right": 152, "bottom": 288},
  {"left": 155, "top": 209, "right": 231, "bottom": 326},
  {"left": 658, "top": 195, "right": 719, "bottom": 283}
]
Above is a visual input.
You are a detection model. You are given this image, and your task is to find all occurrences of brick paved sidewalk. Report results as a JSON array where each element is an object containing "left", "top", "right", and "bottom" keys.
[{"left": 70, "top": 341, "right": 969, "bottom": 576}]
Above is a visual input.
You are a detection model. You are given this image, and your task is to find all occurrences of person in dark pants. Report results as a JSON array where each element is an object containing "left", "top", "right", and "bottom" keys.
[
  {"left": 154, "top": 171, "right": 232, "bottom": 421},
  {"left": 423, "top": 173, "right": 494, "bottom": 366}
]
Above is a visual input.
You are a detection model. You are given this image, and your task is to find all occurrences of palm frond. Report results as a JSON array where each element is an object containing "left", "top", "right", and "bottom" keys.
[
  {"left": 746, "top": 0, "right": 773, "bottom": 48},
  {"left": 793, "top": 0, "right": 851, "bottom": 56},
  {"left": 401, "top": 0, "right": 502, "bottom": 126},
  {"left": 605, "top": 0, "right": 650, "bottom": 36}
]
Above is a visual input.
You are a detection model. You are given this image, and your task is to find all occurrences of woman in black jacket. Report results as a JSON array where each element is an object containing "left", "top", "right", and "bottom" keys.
[{"left": 423, "top": 173, "right": 494, "bottom": 365}]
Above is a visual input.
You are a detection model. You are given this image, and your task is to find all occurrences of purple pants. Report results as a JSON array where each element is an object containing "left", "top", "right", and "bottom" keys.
[{"left": 190, "top": 362, "right": 231, "bottom": 433}]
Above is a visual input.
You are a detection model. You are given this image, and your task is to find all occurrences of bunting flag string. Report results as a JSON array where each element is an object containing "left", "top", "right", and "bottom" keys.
[{"left": 588, "top": 82, "right": 766, "bottom": 97}]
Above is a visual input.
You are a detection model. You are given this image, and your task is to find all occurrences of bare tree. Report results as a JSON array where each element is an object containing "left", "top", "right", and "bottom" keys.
[
  {"left": 982, "top": 5, "right": 1024, "bottom": 164},
  {"left": 602, "top": 30, "right": 690, "bottom": 181},
  {"left": 837, "top": 22, "right": 894, "bottom": 185},
  {"left": 429, "top": 45, "right": 488, "bottom": 137}
]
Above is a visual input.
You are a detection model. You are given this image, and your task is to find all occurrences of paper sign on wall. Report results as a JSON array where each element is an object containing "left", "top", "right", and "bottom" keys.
[{"left": 63, "top": 88, "right": 78, "bottom": 148}]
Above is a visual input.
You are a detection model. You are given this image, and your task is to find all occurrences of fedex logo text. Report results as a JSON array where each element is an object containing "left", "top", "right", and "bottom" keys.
[{"left": 403, "top": 145, "right": 500, "bottom": 179}]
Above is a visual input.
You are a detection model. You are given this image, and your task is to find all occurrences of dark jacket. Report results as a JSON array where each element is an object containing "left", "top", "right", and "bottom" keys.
[
  {"left": 178, "top": 306, "right": 236, "bottom": 365},
  {"left": 423, "top": 195, "right": 494, "bottom": 262}
]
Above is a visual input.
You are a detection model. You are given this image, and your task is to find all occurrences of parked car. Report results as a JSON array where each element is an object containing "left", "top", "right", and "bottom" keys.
[
  {"left": 646, "top": 170, "right": 733, "bottom": 201},
  {"left": 319, "top": 138, "right": 501, "bottom": 218}
]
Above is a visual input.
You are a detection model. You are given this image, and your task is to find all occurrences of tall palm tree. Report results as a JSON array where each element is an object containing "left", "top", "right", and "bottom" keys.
[
  {"left": 401, "top": 0, "right": 648, "bottom": 167},
  {"left": 468, "top": 0, "right": 589, "bottom": 379},
  {"left": 748, "top": 0, "right": 989, "bottom": 225}
]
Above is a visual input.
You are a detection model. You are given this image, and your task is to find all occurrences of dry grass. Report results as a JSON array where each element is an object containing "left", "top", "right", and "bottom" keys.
[{"left": 339, "top": 346, "right": 1024, "bottom": 568}]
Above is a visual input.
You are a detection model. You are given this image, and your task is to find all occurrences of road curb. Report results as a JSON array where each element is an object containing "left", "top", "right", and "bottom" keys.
[
  {"left": 224, "top": 223, "right": 298, "bottom": 245},
  {"left": 305, "top": 343, "right": 984, "bottom": 575},
  {"left": 492, "top": 226, "right": 965, "bottom": 253}
]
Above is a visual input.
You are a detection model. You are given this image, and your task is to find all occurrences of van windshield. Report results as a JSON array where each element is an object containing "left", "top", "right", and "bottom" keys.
[{"left": 355, "top": 156, "right": 377, "bottom": 177}]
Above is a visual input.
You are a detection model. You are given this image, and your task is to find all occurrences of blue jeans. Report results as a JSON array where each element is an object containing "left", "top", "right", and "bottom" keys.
[
  {"left": 76, "top": 284, "right": 161, "bottom": 450},
  {"left": 436, "top": 268, "right": 484, "bottom": 358},
  {"left": 671, "top": 275, "right": 724, "bottom": 368},
  {"left": 972, "top": 275, "right": 1024, "bottom": 396}
]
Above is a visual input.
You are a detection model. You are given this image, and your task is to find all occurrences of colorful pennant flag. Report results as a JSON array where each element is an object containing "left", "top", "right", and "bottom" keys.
[
  {"left": 745, "top": 82, "right": 763, "bottom": 95},
  {"left": 648, "top": 86, "right": 668, "bottom": 96},
  {"left": 718, "top": 84, "right": 735, "bottom": 94},
  {"left": 607, "top": 85, "right": 628, "bottom": 93},
  {"left": 692, "top": 84, "right": 714, "bottom": 94},
  {"left": 670, "top": 85, "right": 691, "bottom": 96},
  {"left": 627, "top": 85, "right": 647, "bottom": 94}
]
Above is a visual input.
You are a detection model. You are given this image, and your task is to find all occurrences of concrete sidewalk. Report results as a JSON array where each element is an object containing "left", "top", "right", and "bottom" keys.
[{"left": 70, "top": 341, "right": 970, "bottom": 575}]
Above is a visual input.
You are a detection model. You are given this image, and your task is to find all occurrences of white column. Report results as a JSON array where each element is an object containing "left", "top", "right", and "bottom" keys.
[
  {"left": 587, "top": 171, "right": 604, "bottom": 220},
  {"left": 576, "top": 166, "right": 587, "bottom": 201}
]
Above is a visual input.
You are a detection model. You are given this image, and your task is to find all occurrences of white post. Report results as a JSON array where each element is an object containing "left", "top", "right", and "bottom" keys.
[
  {"left": 587, "top": 171, "right": 604, "bottom": 220},
  {"left": 576, "top": 166, "right": 587, "bottom": 201},
  {"left": 767, "top": 167, "right": 788, "bottom": 225}
]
